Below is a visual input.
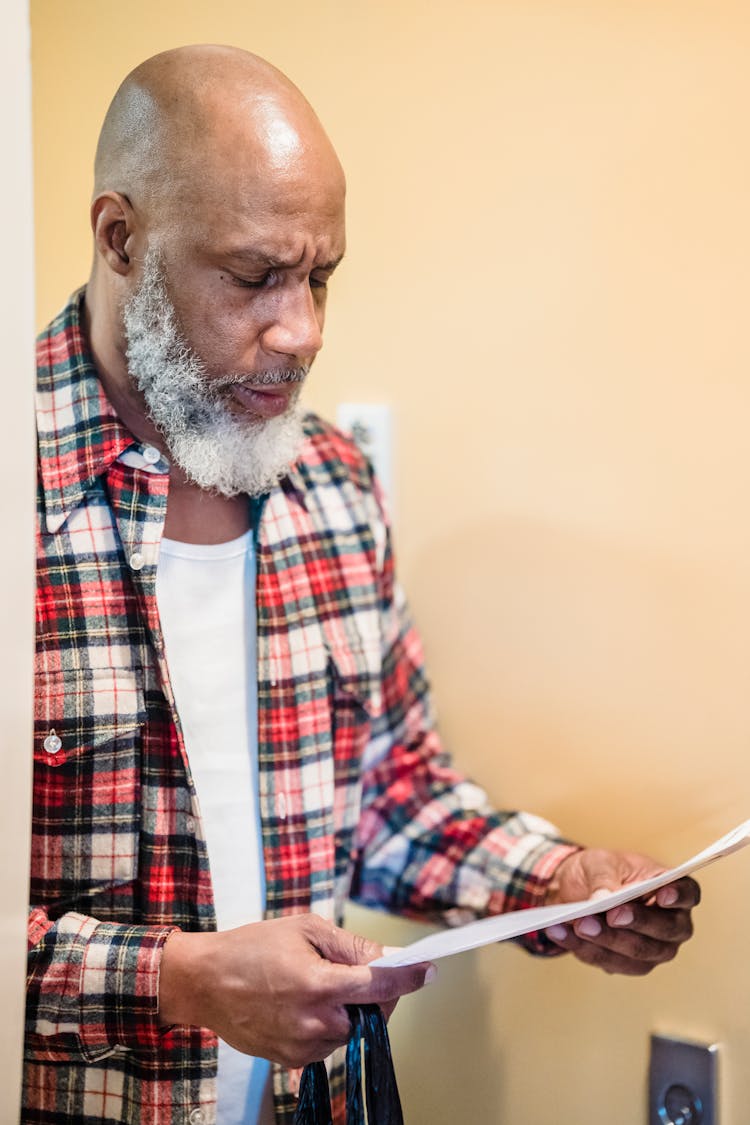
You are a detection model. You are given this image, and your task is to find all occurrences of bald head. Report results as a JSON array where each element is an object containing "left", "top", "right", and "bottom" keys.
[
  {"left": 86, "top": 45, "right": 347, "bottom": 437},
  {"left": 93, "top": 44, "right": 344, "bottom": 218}
]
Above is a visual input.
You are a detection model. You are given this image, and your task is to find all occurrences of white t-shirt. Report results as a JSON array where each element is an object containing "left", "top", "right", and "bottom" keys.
[{"left": 156, "top": 531, "right": 274, "bottom": 1125}]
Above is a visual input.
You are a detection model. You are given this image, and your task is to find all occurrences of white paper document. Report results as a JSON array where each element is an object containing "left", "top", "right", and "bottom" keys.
[{"left": 370, "top": 818, "right": 750, "bottom": 968}]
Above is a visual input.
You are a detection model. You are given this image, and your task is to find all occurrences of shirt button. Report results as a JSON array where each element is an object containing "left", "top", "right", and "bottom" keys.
[
  {"left": 129, "top": 551, "right": 145, "bottom": 571},
  {"left": 142, "top": 445, "right": 161, "bottom": 464},
  {"left": 43, "top": 729, "right": 62, "bottom": 755},
  {"left": 186, "top": 816, "right": 196, "bottom": 834},
  {"left": 188, "top": 1109, "right": 205, "bottom": 1125},
  {"left": 276, "top": 791, "right": 287, "bottom": 820}
]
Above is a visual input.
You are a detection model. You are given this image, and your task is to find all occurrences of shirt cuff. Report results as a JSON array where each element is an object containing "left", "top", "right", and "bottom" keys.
[
  {"left": 72, "top": 914, "right": 178, "bottom": 1055},
  {"left": 485, "top": 838, "right": 583, "bottom": 956}
]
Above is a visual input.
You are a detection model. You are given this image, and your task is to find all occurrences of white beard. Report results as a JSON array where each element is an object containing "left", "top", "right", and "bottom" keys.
[{"left": 122, "top": 250, "right": 307, "bottom": 497}]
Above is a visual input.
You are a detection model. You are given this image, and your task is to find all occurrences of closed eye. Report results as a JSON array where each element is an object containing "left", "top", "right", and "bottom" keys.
[
  {"left": 223, "top": 265, "right": 336, "bottom": 291},
  {"left": 225, "top": 270, "right": 279, "bottom": 290}
]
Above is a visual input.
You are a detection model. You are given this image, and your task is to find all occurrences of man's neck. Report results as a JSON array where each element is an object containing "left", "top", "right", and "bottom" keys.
[{"left": 163, "top": 479, "right": 252, "bottom": 544}]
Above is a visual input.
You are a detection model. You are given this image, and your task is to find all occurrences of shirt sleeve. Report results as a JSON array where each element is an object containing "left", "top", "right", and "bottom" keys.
[
  {"left": 26, "top": 905, "right": 177, "bottom": 1062},
  {"left": 351, "top": 489, "right": 581, "bottom": 954}
]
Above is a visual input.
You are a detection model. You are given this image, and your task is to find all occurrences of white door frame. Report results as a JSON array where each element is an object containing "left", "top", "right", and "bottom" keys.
[{"left": 0, "top": 0, "right": 36, "bottom": 1118}]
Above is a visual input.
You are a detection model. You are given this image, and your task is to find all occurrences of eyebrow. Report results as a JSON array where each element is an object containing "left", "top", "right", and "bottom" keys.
[{"left": 224, "top": 247, "right": 345, "bottom": 273}]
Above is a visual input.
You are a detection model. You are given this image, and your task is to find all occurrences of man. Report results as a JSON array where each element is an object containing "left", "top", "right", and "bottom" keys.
[{"left": 29, "top": 44, "right": 699, "bottom": 1125}]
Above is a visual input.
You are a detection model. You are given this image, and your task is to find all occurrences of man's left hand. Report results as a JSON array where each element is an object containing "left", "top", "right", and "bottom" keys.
[{"left": 543, "top": 848, "right": 701, "bottom": 975}]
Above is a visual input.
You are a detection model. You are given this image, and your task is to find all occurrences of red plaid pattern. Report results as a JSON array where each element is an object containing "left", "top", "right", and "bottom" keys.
[{"left": 26, "top": 291, "right": 577, "bottom": 1124}]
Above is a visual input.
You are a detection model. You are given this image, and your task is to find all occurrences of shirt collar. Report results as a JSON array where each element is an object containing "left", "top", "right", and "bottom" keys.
[{"left": 36, "top": 288, "right": 137, "bottom": 534}]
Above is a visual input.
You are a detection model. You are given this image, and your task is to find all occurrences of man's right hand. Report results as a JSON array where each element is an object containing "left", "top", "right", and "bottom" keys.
[{"left": 158, "top": 914, "right": 434, "bottom": 1068}]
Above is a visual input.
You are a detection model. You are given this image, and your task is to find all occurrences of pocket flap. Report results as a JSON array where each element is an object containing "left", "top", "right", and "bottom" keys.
[{"left": 35, "top": 667, "right": 146, "bottom": 768}]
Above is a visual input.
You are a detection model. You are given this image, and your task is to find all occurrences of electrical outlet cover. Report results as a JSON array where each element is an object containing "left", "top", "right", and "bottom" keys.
[
  {"left": 649, "top": 1035, "right": 718, "bottom": 1125},
  {"left": 336, "top": 403, "right": 393, "bottom": 501}
]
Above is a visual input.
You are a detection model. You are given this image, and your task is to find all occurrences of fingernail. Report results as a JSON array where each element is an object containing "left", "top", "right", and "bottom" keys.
[
  {"left": 657, "top": 886, "right": 678, "bottom": 907},
  {"left": 382, "top": 946, "right": 401, "bottom": 957},
  {"left": 591, "top": 888, "right": 613, "bottom": 901},
  {"left": 424, "top": 964, "right": 438, "bottom": 985},
  {"left": 577, "top": 916, "right": 602, "bottom": 937},
  {"left": 610, "top": 906, "right": 634, "bottom": 927},
  {"left": 546, "top": 925, "right": 568, "bottom": 941}
]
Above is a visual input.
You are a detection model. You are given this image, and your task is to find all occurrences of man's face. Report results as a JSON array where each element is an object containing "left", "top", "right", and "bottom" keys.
[
  {"left": 122, "top": 138, "right": 346, "bottom": 496},
  {"left": 146, "top": 135, "right": 345, "bottom": 395}
]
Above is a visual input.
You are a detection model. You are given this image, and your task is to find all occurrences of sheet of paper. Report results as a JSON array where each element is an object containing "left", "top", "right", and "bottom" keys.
[{"left": 370, "top": 818, "right": 750, "bottom": 968}]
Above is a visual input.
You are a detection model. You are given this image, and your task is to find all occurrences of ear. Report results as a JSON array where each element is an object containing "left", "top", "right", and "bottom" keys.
[{"left": 91, "top": 192, "right": 139, "bottom": 276}]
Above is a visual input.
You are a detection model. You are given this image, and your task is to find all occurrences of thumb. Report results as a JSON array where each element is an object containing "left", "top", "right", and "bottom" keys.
[
  {"left": 309, "top": 919, "right": 382, "bottom": 967},
  {"left": 578, "top": 849, "right": 633, "bottom": 897}
]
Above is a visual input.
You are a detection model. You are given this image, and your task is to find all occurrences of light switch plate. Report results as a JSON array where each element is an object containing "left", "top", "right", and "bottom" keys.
[
  {"left": 336, "top": 403, "right": 393, "bottom": 500},
  {"left": 649, "top": 1034, "right": 718, "bottom": 1125}
]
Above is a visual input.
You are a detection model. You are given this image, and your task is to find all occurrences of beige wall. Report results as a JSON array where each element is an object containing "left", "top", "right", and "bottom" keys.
[
  {"left": 2, "top": 1, "right": 35, "bottom": 1119},
  {"left": 31, "top": 3, "right": 750, "bottom": 1122}
]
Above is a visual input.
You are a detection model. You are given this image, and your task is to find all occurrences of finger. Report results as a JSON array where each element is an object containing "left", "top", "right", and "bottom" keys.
[
  {"left": 369, "top": 962, "right": 437, "bottom": 1001},
  {"left": 298, "top": 1006, "right": 353, "bottom": 1044},
  {"left": 549, "top": 918, "right": 681, "bottom": 967},
  {"left": 573, "top": 910, "right": 681, "bottom": 959},
  {"left": 605, "top": 901, "right": 694, "bottom": 943},
  {"left": 284, "top": 1034, "right": 350, "bottom": 1069},
  {"left": 545, "top": 925, "right": 662, "bottom": 975},
  {"left": 308, "top": 1039, "right": 352, "bottom": 1064},
  {"left": 545, "top": 924, "right": 571, "bottom": 948},
  {"left": 654, "top": 876, "right": 701, "bottom": 909},
  {"left": 324, "top": 959, "right": 436, "bottom": 1005},
  {"left": 568, "top": 932, "right": 661, "bottom": 975},
  {"left": 578, "top": 908, "right": 690, "bottom": 967}
]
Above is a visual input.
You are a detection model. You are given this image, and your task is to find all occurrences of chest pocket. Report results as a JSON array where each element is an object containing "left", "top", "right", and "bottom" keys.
[{"left": 32, "top": 666, "right": 145, "bottom": 907}]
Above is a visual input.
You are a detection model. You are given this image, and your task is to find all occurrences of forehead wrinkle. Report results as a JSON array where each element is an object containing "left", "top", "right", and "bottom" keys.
[{"left": 222, "top": 246, "right": 345, "bottom": 271}]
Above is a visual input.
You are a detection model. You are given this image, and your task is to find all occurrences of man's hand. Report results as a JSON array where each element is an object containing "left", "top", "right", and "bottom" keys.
[
  {"left": 543, "top": 848, "right": 700, "bottom": 975},
  {"left": 158, "top": 914, "right": 433, "bottom": 1067}
]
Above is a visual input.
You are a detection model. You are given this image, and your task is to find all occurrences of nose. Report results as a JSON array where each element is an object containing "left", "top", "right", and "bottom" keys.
[{"left": 261, "top": 282, "right": 324, "bottom": 361}]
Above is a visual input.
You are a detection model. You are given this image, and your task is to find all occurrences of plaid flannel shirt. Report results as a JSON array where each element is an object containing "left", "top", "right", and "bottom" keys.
[{"left": 26, "top": 290, "right": 577, "bottom": 1125}]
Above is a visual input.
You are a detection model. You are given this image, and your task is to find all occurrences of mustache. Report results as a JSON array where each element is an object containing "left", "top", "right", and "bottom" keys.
[{"left": 211, "top": 366, "right": 309, "bottom": 390}]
